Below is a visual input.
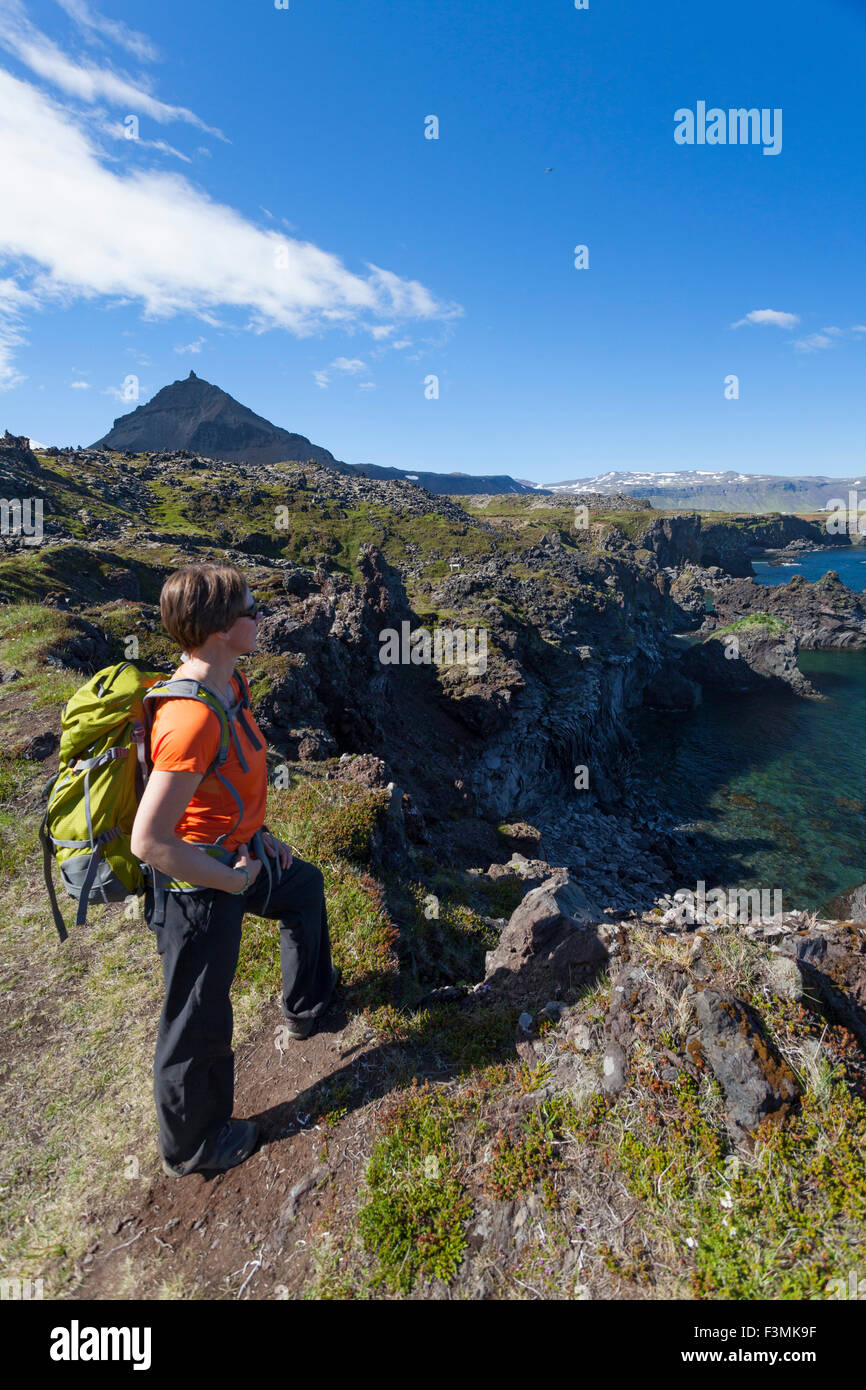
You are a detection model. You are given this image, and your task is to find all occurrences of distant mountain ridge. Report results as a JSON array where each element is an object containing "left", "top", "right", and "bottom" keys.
[
  {"left": 539, "top": 469, "right": 865, "bottom": 514},
  {"left": 91, "top": 372, "right": 534, "bottom": 496}
]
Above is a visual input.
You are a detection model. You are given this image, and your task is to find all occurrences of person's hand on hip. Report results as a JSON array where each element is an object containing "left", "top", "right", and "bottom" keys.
[
  {"left": 234, "top": 843, "right": 264, "bottom": 885},
  {"left": 261, "top": 831, "right": 294, "bottom": 872}
]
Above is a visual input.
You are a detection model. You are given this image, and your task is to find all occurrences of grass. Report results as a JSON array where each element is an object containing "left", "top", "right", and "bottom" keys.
[
  {"left": 3, "top": 467, "right": 866, "bottom": 1301},
  {"left": 0, "top": 543, "right": 163, "bottom": 606},
  {"left": 233, "top": 776, "right": 399, "bottom": 1010},
  {"left": 0, "top": 603, "right": 86, "bottom": 705},
  {"left": 709, "top": 612, "right": 790, "bottom": 640},
  {"left": 357, "top": 1079, "right": 483, "bottom": 1293},
  {"left": 0, "top": 888, "right": 165, "bottom": 1293}
]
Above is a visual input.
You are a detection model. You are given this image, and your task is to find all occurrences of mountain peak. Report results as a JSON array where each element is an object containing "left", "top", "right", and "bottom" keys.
[
  {"left": 91, "top": 374, "right": 345, "bottom": 470},
  {"left": 89, "top": 373, "right": 537, "bottom": 495}
]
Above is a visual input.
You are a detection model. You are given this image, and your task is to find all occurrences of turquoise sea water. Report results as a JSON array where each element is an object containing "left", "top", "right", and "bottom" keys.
[
  {"left": 635, "top": 547, "right": 866, "bottom": 911},
  {"left": 752, "top": 545, "right": 866, "bottom": 592}
]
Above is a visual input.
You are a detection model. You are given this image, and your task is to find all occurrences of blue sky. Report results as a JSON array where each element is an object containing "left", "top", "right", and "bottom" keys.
[{"left": 0, "top": 0, "right": 864, "bottom": 482}]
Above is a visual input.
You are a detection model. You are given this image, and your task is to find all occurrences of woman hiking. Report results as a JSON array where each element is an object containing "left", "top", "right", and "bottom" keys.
[{"left": 131, "top": 561, "right": 337, "bottom": 1178}]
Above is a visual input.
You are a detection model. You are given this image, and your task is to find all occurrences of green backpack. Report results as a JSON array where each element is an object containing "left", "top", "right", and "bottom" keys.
[{"left": 40, "top": 661, "right": 259, "bottom": 942}]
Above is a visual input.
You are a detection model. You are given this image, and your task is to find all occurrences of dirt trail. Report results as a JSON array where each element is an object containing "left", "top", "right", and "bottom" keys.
[{"left": 70, "top": 996, "right": 410, "bottom": 1300}]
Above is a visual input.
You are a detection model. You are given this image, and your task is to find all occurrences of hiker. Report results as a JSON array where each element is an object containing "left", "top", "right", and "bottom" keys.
[{"left": 130, "top": 562, "right": 337, "bottom": 1178}]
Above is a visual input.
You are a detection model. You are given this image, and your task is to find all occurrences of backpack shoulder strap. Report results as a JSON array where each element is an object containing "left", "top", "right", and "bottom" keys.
[
  {"left": 140, "top": 678, "right": 248, "bottom": 846},
  {"left": 142, "top": 679, "right": 231, "bottom": 774},
  {"left": 225, "top": 670, "right": 263, "bottom": 763}
]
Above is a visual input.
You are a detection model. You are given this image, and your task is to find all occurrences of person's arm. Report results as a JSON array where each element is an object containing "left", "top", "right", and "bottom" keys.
[{"left": 130, "top": 769, "right": 261, "bottom": 892}]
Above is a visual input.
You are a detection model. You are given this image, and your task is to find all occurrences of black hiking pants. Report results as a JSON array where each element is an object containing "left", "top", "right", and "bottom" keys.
[{"left": 144, "top": 854, "right": 334, "bottom": 1169}]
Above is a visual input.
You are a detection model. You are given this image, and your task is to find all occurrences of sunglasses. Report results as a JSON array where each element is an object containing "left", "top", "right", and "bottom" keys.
[{"left": 239, "top": 599, "right": 271, "bottom": 620}]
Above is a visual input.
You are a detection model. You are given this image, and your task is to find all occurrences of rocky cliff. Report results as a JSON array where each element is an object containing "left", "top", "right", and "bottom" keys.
[{"left": 6, "top": 443, "right": 866, "bottom": 1304}]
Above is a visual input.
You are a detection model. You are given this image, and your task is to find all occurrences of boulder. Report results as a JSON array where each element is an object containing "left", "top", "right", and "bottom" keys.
[
  {"left": 777, "top": 926, "right": 866, "bottom": 1049},
  {"left": 483, "top": 870, "right": 605, "bottom": 1002},
  {"left": 695, "top": 989, "right": 798, "bottom": 1142}
]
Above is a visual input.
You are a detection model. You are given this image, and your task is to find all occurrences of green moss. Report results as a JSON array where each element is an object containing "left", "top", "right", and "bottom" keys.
[
  {"left": 386, "top": 878, "right": 501, "bottom": 993},
  {"left": 480, "top": 1094, "right": 576, "bottom": 1207},
  {"left": 690, "top": 1082, "right": 866, "bottom": 1298},
  {"left": 0, "top": 604, "right": 89, "bottom": 707},
  {"left": 709, "top": 612, "right": 790, "bottom": 640},
  {"left": 366, "top": 996, "right": 520, "bottom": 1072},
  {"left": 0, "top": 545, "right": 164, "bottom": 606},
  {"left": 591, "top": 512, "right": 655, "bottom": 542},
  {"left": 357, "top": 1081, "right": 476, "bottom": 1293}
]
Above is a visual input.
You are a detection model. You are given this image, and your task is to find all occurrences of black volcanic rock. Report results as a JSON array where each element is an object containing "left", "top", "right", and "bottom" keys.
[
  {"left": 91, "top": 372, "right": 347, "bottom": 470},
  {"left": 704, "top": 571, "right": 866, "bottom": 649}
]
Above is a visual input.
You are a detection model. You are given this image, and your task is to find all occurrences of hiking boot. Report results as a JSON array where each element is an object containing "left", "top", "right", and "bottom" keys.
[
  {"left": 281, "top": 967, "right": 341, "bottom": 1039},
  {"left": 161, "top": 1119, "right": 260, "bottom": 1178}
]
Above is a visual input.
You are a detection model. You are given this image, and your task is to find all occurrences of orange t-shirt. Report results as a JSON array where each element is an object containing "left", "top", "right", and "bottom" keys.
[{"left": 148, "top": 673, "right": 268, "bottom": 851}]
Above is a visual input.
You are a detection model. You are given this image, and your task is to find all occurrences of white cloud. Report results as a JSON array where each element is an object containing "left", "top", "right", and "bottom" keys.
[
  {"left": 821, "top": 325, "right": 844, "bottom": 336},
  {"left": 794, "top": 333, "right": 834, "bottom": 353},
  {"left": 358, "top": 381, "right": 376, "bottom": 391},
  {"left": 853, "top": 325, "right": 866, "bottom": 334},
  {"left": 731, "top": 308, "right": 800, "bottom": 330},
  {"left": 102, "top": 119, "right": 192, "bottom": 163},
  {"left": 0, "top": 276, "right": 37, "bottom": 389},
  {"left": 0, "top": 67, "right": 458, "bottom": 383},
  {"left": 331, "top": 357, "right": 366, "bottom": 373},
  {"left": 174, "top": 337, "right": 205, "bottom": 355},
  {"left": 369, "top": 324, "right": 395, "bottom": 340},
  {"left": 69, "top": 379, "right": 90, "bottom": 388},
  {"left": 312, "top": 356, "right": 373, "bottom": 387},
  {"left": 0, "top": 0, "right": 223, "bottom": 135},
  {"left": 53, "top": 0, "right": 160, "bottom": 62}
]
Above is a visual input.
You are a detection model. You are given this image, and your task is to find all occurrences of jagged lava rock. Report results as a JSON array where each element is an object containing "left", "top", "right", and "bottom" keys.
[{"left": 695, "top": 990, "right": 799, "bottom": 1142}]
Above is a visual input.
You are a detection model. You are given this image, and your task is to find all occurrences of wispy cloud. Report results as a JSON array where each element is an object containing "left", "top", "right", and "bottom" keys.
[
  {"left": 731, "top": 308, "right": 800, "bottom": 330},
  {"left": 0, "top": 0, "right": 223, "bottom": 134},
  {"left": 102, "top": 119, "right": 192, "bottom": 162},
  {"left": 53, "top": 0, "right": 160, "bottom": 63},
  {"left": 794, "top": 333, "right": 834, "bottom": 353},
  {"left": 0, "top": 276, "right": 37, "bottom": 388},
  {"left": 174, "top": 337, "right": 205, "bottom": 355},
  {"left": 312, "top": 356, "right": 372, "bottom": 388},
  {"left": 0, "top": 57, "right": 459, "bottom": 386},
  {"left": 69, "top": 379, "right": 90, "bottom": 388},
  {"left": 793, "top": 324, "right": 865, "bottom": 352}
]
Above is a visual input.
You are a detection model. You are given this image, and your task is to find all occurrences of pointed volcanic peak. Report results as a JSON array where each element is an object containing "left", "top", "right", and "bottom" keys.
[{"left": 91, "top": 371, "right": 348, "bottom": 470}]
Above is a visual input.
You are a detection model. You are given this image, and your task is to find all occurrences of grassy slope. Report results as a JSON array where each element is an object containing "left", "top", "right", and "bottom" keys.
[{"left": 3, "top": 470, "right": 866, "bottom": 1299}]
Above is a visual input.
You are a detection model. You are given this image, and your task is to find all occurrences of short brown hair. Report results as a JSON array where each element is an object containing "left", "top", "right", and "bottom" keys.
[{"left": 159, "top": 562, "right": 249, "bottom": 652}]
